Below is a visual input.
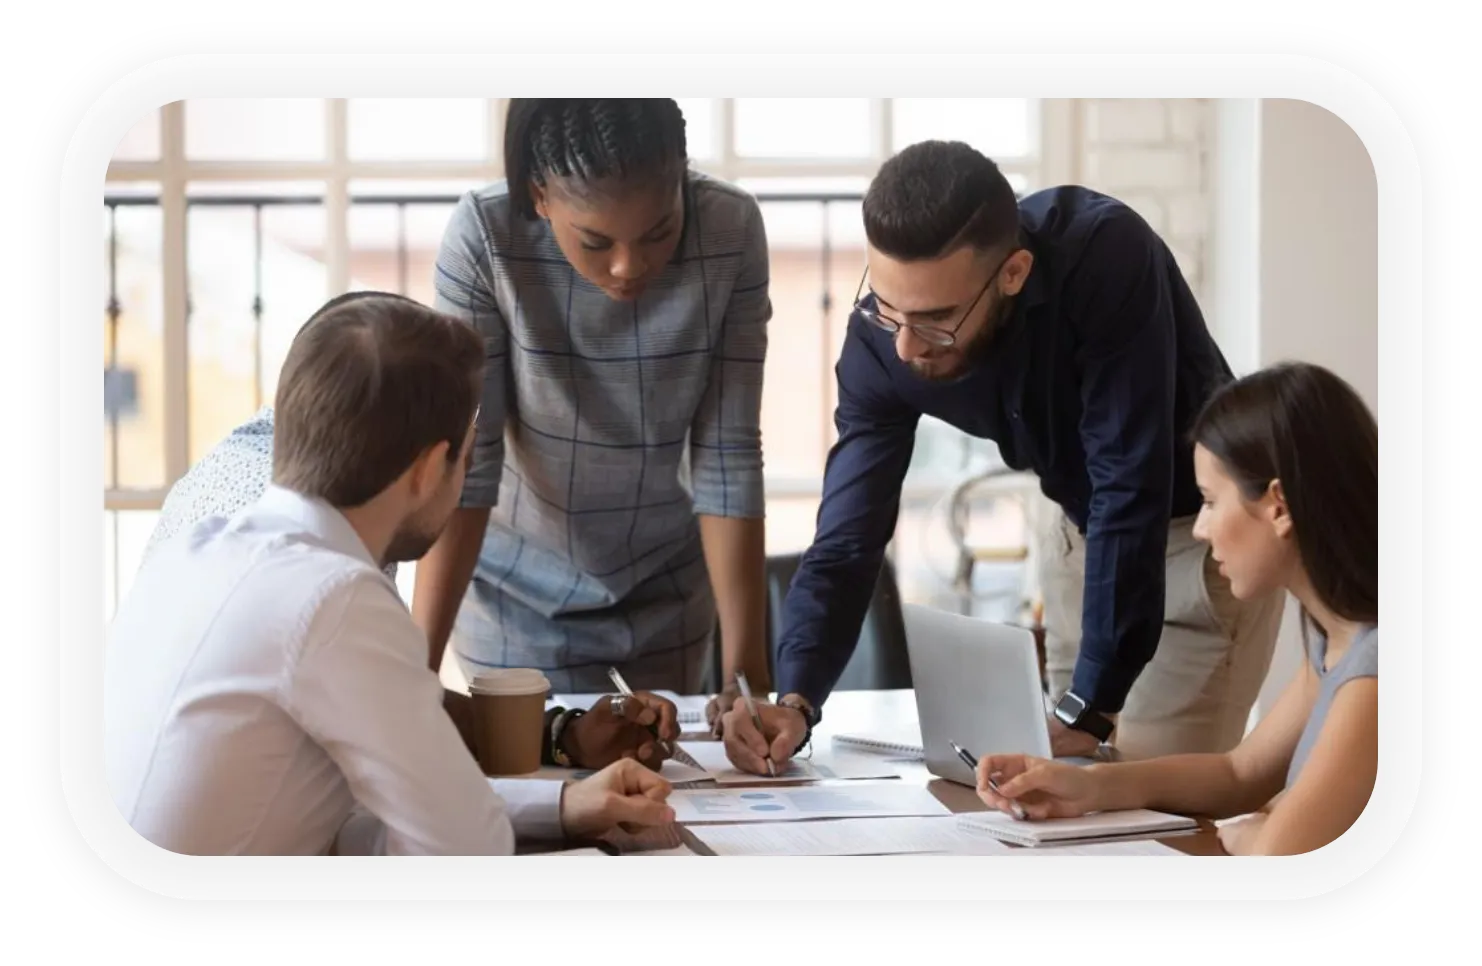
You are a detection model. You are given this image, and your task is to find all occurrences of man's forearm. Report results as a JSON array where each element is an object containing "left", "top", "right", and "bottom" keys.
[
  {"left": 698, "top": 514, "right": 770, "bottom": 692},
  {"left": 413, "top": 506, "right": 490, "bottom": 672}
]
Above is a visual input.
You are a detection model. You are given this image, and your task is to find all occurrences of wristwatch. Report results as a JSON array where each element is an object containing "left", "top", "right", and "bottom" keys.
[
  {"left": 1052, "top": 691, "right": 1114, "bottom": 743},
  {"left": 777, "top": 694, "right": 820, "bottom": 755}
]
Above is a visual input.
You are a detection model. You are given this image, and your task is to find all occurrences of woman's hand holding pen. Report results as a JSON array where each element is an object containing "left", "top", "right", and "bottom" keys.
[{"left": 973, "top": 753, "right": 1102, "bottom": 820}]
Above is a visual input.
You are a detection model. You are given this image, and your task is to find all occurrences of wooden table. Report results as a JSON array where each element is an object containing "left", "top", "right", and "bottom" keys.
[{"left": 603, "top": 688, "right": 1225, "bottom": 856}]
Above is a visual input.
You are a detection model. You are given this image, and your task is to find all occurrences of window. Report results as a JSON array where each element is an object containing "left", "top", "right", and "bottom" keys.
[
  {"left": 734, "top": 98, "right": 873, "bottom": 159},
  {"left": 103, "top": 192, "right": 165, "bottom": 490},
  {"left": 347, "top": 99, "right": 488, "bottom": 161},
  {"left": 185, "top": 99, "right": 325, "bottom": 161},
  {"left": 104, "top": 99, "right": 1050, "bottom": 617},
  {"left": 891, "top": 98, "right": 1034, "bottom": 158},
  {"left": 185, "top": 192, "right": 326, "bottom": 459},
  {"left": 346, "top": 186, "right": 468, "bottom": 308},
  {"left": 103, "top": 509, "right": 161, "bottom": 620},
  {"left": 675, "top": 99, "right": 717, "bottom": 161}
]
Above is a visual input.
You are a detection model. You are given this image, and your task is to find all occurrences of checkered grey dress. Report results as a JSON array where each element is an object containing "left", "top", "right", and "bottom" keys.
[{"left": 433, "top": 172, "right": 769, "bottom": 692}]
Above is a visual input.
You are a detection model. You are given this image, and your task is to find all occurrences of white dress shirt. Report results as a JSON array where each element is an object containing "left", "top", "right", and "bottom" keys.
[{"left": 106, "top": 484, "right": 564, "bottom": 855}]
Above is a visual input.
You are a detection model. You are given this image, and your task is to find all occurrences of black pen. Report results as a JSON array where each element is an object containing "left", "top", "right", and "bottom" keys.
[{"left": 951, "top": 740, "right": 1028, "bottom": 821}]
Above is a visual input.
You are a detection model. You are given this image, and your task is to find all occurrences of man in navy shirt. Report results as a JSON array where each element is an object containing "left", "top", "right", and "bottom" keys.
[{"left": 721, "top": 141, "right": 1284, "bottom": 771}]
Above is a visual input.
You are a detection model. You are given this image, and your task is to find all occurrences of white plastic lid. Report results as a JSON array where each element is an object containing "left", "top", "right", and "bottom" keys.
[{"left": 468, "top": 668, "right": 550, "bottom": 696}]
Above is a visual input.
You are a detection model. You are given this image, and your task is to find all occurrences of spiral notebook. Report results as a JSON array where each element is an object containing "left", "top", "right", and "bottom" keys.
[
  {"left": 830, "top": 729, "right": 925, "bottom": 759},
  {"left": 956, "top": 809, "right": 1198, "bottom": 847}
]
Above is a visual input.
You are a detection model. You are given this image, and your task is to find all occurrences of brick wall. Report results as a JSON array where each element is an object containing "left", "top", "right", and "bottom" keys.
[{"left": 1072, "top": 99, "right": 1213, "bottom": 302}]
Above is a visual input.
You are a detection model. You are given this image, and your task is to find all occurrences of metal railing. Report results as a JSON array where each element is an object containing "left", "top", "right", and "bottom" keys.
[
  {"left": 102, "top": 190, "right": 1029, "bottom": 616},
  {"left": 103, "top": 189, "right": 868, "bottom": 489},
  {"left": 101, "top": 190, "right": 874, "bottom": 607}
]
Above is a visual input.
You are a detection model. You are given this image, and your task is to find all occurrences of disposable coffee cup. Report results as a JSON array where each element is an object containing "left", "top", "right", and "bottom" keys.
[{"left": 468, "top": 668, "right": 550, "bottom": 776}]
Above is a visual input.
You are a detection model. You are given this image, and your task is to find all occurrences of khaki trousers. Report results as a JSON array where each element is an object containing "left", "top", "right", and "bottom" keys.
[{"left": 1036, "top": 500, "right": 1283, "bottom": 759}]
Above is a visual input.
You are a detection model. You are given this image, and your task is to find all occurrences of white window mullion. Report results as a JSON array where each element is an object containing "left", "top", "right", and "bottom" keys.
[
  {"left": 717, "top": 98, "right": 736, "bottom": 183},
  {"left": 325, "top": 98, "right": 350, "bottom": 297},
  {"left": 104, "top": 162, "right": 165, "bottom": 182},
  {"left": 487, "top": 98, "right": 506, "bottom": 177},
  {"left": 159, "top": 100, "right": 190, "bottom": 486},
  {"left": 1037, "top": 99, "right": 1079, "bottom": 187},
  {"left": 173, "top": 162, "right": 334, "bottom": 182},
  {"left": 872, "top": 98, "right": 892, "bottom": 164}
]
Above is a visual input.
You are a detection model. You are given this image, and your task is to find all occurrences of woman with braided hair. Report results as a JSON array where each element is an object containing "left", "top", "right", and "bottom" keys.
[{"left": 417, "top": 99, "right": 773, "bottom": 730}]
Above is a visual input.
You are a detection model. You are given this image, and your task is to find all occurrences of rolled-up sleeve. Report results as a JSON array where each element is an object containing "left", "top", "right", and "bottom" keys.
[
  {"left": 1068, "top": 214, "right": 1180, "bottom": 713},
  {"left": 689, "top": 196, "right": 769, "bottom": 519},
  {"left": 434, "top": 193, "right": 508, "bottom": 509}
]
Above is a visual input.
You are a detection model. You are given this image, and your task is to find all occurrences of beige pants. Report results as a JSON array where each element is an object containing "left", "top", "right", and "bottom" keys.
[{"left": 1037, "top": 500, "right": 1283, "bottom": 759}]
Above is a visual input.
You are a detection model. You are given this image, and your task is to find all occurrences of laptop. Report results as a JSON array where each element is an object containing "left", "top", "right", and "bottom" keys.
[{"left": 901, "top": 603, "right": 1057, "bottom": 788}]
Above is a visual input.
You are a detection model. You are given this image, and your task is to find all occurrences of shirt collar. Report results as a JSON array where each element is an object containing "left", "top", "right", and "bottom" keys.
[{"left": 255, "top": 484, "right": 379, "bottom": 570}]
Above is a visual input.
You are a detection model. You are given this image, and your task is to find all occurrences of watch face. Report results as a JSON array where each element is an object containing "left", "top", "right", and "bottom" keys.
[{"left": 1055, "top": 692, "right": 1087, "bottom": 724}]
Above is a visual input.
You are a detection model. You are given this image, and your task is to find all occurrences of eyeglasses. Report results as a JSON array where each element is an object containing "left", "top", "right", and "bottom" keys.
[{"left": 851, "top": 249, "right": 1019, "bottom": 348}]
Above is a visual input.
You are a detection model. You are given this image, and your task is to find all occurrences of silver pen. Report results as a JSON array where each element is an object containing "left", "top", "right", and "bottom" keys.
[
  {"left": 951, "top": 740, "right": 1028, "bottom": 821},
  {"left": 606, "top": 666, "right": 675, "bottom": 757},
  {"left": 734, "top": 670, "right": 776, "bottom": 777}
]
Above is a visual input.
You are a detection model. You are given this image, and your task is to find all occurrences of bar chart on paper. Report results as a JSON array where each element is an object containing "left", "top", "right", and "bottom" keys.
[{"left": 667, "top": 783, "right": 950, "bottom": 824}]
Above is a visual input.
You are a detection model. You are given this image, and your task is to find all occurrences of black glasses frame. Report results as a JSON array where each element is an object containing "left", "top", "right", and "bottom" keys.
[{"left": 852, "top": 249, "right": 1019, "bottom": 347}]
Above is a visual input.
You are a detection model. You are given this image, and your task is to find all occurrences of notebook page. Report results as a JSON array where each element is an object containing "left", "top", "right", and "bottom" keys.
[
  {"left": 679, "top": 741, "right": 900, "bottom": 783},
  {"left": 829, "top": 728, "right": 918, "bottom": 758},
  {"left": 957, "top": 809, "right": 1197, "bottom": 844}
]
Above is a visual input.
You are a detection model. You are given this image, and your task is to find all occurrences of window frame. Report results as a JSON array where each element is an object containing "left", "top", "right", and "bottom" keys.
[{"left": 104, "top": 97, "right": 1071, "bottom": 513}]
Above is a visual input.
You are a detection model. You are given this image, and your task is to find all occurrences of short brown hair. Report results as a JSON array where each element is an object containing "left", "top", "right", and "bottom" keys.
[
  {"left": 272, "top": 291, "right": 485, "bottom": 508},
  {"left": 863, "top": 140, "right": 1021, "bottom": 260}
]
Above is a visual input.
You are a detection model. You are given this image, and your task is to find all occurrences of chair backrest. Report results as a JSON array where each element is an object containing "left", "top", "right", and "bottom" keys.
[
  {"left": 762, "top": 552, "right": 913, "bottom": 692},
  {"left": 700, "top": 553, "right": 914, "bottom": 695}
]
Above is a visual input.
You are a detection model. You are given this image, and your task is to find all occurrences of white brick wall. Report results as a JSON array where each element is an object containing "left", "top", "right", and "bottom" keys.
[{"left": 1072, "top": 99, "right": 1212, "bottom": 300}]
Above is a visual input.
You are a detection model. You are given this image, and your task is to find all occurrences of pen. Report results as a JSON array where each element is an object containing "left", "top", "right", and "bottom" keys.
[
  {"left": 734, "top": 670, "right": 776, "bottom": 777},
  {"left": 951, "top": 740, "right": 1028, "bottom": 821},
  {"left": 607, "top": 666, "right": 675, "bottom": 757}
]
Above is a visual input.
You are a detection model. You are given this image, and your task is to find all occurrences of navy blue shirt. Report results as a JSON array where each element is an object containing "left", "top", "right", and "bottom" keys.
[{"left": 775, "top": 186, "right": 1233, "bottom": 715}]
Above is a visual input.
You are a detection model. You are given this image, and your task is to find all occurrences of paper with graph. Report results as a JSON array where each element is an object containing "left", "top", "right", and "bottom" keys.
[
  {"left": 666, "top": 782, "right": 950, "bottom": 824},
  {"left": 678, "top": 741, "right": 901, "bottom": 783}
]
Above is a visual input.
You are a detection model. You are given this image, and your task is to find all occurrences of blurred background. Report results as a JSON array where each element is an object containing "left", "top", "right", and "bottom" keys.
[{"left": 102, "top": 98, "right": 1376, "bottom": 715}]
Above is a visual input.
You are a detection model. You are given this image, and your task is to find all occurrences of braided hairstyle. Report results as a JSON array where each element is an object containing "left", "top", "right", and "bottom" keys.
[{"left": 505, "top": 99, "right": 688, "bottom": 220}]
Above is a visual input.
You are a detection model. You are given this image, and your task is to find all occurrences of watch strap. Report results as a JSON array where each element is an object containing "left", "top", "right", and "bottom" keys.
[
  {"left": 1075, "top": 710, "right": 1114, "bottom": 743},
  {"left": 1062, "top": 696, "right": 1113, "bottom": 743}
]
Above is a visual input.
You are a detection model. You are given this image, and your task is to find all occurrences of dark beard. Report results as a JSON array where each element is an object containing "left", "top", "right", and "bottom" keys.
[
  {"left": 382, "top": 519, "right": 440, "bottom": 567},
  {"left": 907, "top": 294, "right": 1016, "bottom": 383}
]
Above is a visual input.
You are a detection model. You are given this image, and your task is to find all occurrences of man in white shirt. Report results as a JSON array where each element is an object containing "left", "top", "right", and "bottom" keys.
[
  {"left": 106, "top": 291, "right": 675, "bottom": 855},
  {"left": 140, "top": 407, "right": 681, "bottom": 772}
]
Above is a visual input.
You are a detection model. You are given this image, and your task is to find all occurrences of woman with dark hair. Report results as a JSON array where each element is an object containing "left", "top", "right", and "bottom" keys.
[
  {"left": 972, "top": 362, "right": 1378, "bottom": 855},
  {"left": 414, "top": 99, "right": 772, "bottom": 728}
]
